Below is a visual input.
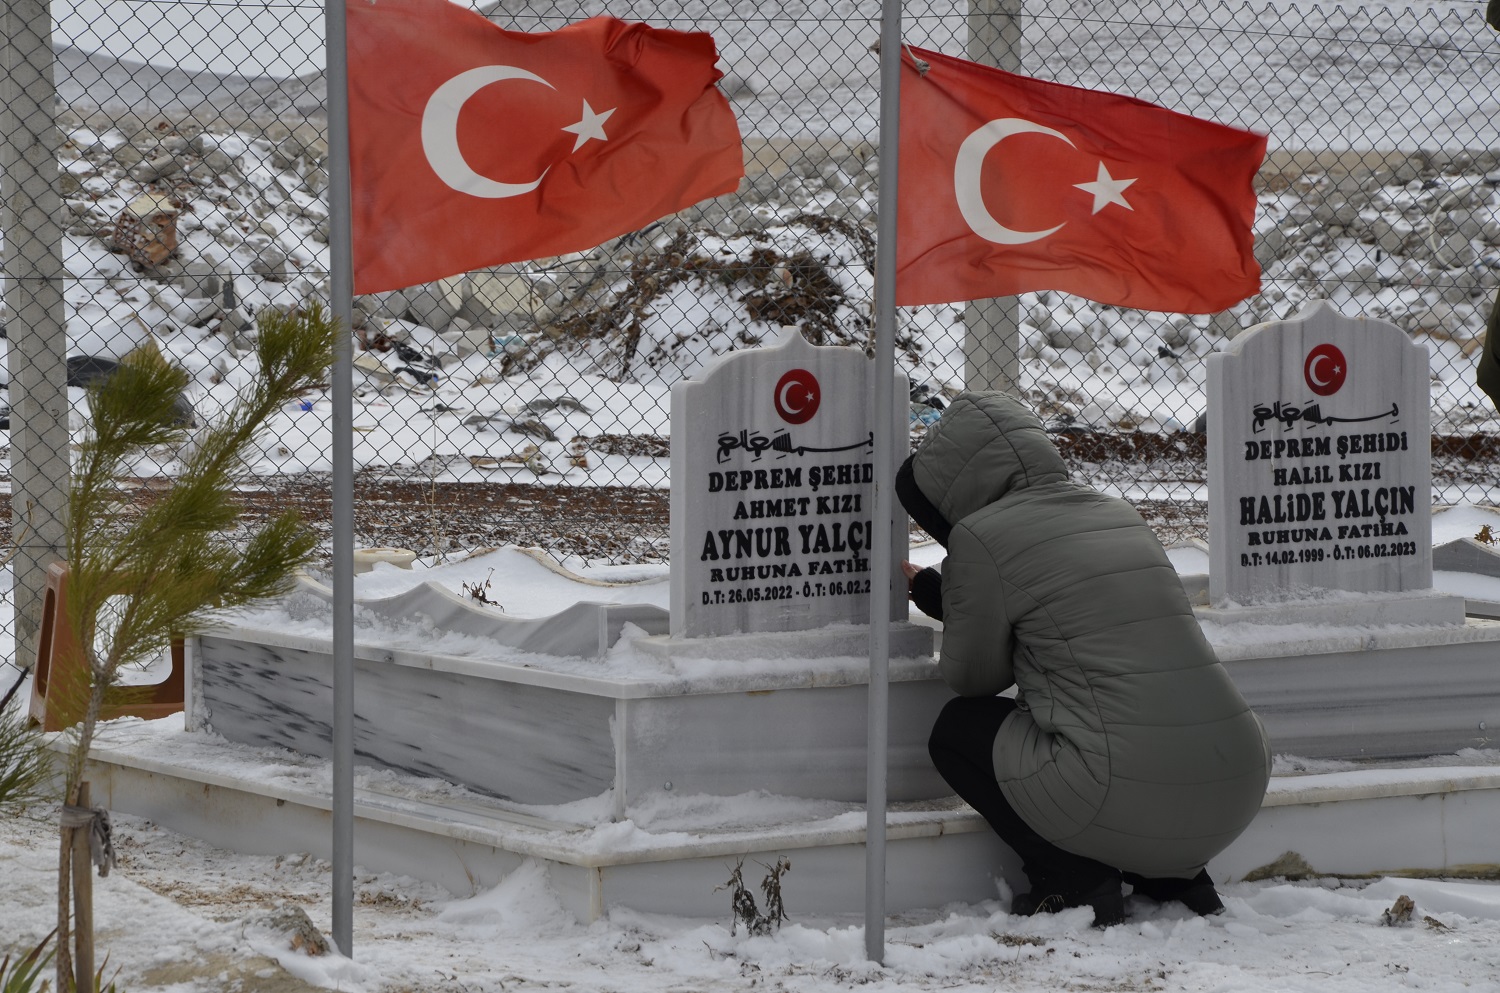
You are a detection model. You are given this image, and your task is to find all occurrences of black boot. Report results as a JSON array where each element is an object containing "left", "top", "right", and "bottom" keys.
[
  {"left": 1125, "top": 868, "right": 1224, "bottom": 916},
  {"left": 1012, "top": 875, "right": 1125, "bottom": 928}
]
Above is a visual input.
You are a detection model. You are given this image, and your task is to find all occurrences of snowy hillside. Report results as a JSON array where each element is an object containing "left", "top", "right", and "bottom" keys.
[
  {"left": 2, "top": 0, "right": 1497, "bottom": 491},
  {"left": 4, "top": 107, "right": 1498, "bottom": 483}
]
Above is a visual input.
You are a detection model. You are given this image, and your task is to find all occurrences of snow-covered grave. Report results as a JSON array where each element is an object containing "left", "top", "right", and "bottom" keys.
[
  {"left": 77, "top": 331, "right": 972, "bottom": 919},
  {"left": 1194, "top": 303, "right": 1500, "bottom": 761},
  {"left": 184, "top": 333, "right": 940, "bottom": 815},
  {"left": 70, "top": 315, "right": 1500, "bottom": 923},
  {"left": 73, "top": 502, "right": 1500, "bottom": 924}
]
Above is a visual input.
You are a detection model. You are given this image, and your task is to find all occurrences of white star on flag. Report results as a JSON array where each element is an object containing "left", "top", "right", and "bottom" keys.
[
  {"left": 1075, "top": 162, "right": 1136, "bottom": 214},
  {"left": 562, "top": 100, "right": 615, "bottom": 151}
]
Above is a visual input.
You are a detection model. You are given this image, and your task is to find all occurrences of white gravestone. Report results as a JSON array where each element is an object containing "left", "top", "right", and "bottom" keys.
[
  {"left": 1207, "top": 300, "right": 1433, "bottom": 606},
  {"left": 670, "top": 328, "right": 909, "bottom": 638}
]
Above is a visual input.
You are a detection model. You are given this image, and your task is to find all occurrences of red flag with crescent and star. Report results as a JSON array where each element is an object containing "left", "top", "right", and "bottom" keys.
[
  {"left": 894, "top": 47, "right": 1266, "bottom": 313},
  {"left": 347, "top": 0, "right": 744, "bottom": 294}
]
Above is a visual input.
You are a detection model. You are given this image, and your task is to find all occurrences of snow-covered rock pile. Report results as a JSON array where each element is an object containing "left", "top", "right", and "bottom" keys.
[{"left": 1256, "top": 159, "right": 1500, "bottom": 335}]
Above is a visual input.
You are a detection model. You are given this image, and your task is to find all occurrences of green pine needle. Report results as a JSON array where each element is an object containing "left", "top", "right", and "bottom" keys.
[{"left": 61, "top": 302, "right": 341, "bottom": 769}]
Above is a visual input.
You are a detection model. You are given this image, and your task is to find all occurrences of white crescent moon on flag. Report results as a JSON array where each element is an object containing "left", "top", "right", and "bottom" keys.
[
  {"left": 954, "top": 118, "right": 1073, "bottom": 245},
  {"left": 1307, "top": 353, "right": 1335, "bottom": 387},
  {"left": 422, "top": 65, "right": 555, "bottom": 198},
  {"left": 778, "top": 379, "right": 807, "bottom": 414}
]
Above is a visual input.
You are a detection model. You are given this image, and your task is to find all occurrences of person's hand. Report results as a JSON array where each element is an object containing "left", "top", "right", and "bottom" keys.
[
  {"left": 901, "top": 561, "right": 921, "bottom": 597},
  {"left": 903, "top": 560, "right": 944, "bottom": 620}
]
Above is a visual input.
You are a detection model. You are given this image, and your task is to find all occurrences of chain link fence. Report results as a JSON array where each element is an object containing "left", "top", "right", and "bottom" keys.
[{"left": 3, "top": 0, "right": 1499, "bottom": 692}]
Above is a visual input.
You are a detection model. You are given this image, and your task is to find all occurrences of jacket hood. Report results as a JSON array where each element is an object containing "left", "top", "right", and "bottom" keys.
[{"left": 907, "top": 392, "right": 1069, "bottom": 527}]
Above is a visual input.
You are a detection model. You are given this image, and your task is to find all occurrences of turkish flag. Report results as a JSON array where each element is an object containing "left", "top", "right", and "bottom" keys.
[
  {"left": 895, "top": 47, "right": 1266, "bottom": 313},
  {"left": 347, "top": 0, "right": 744, "bottom": 294}
]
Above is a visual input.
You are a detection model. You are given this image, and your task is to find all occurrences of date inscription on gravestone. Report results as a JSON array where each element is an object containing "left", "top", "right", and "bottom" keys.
[
  {"left": 669, "top": 329, "right": 908, "bottom": 638},
  {"left": 1207, "top": 301, "right": 1432, "bottom": 605}
]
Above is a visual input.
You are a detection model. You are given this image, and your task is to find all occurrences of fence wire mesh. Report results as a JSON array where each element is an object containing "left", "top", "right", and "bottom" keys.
[{"left": 3, "top": 0, "right": 1499, "bottom": 690}]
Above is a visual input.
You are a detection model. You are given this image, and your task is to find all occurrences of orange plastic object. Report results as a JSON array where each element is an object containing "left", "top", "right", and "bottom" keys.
[{"left": 28, "top": 561, "right": 184, "bottom": 732}]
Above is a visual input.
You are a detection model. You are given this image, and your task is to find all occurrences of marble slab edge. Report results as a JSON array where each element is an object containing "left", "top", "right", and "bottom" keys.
[
  {"left": 1433, "top": 536, "right": 1500, "bottom": 580},
  {"left": 1262, "top": 767, "right": 1500, "bottom": 807},
  {"left": 630, "top": 620, "right": 934, "bottom": 664},
  {"left": 64, "top": 733, "right": 990, "bottom": 869},
  {"left": 198, "top": 624, "right": 943, "bottom": 700},
  {"left": 1203, "top": 614, "right": 1500, "bottom": 662},
  {"left": 70, "top": 729, "right": 1500, "bottom": 870},
  {"left": 1196, "top": 589, "right": 1467, "bottom": 628},
  {"left": 1466, "top": 599, "right": 1500, "bottom": 621}
]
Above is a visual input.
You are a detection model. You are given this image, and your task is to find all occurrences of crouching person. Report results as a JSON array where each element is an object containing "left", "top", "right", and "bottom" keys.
[{"left": 897, "top": 391, "right": 1270, "bottom": 927}]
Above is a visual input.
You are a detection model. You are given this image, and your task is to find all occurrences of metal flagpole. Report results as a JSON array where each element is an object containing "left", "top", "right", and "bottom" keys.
[
  {"left": 324, "top": 0, "right": 357, "bottom": 958},
  {"left": 865, "top": 0, "right": 904, "bottom": 965}
]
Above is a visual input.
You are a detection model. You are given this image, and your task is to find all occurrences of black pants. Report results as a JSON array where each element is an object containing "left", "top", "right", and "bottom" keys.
[{"left": 928, "top": 695, "right": 1120, "bottom": 897}]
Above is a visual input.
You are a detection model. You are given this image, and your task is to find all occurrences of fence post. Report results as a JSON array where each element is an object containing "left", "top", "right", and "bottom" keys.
[
  {"left": 963, "top": 0, "right": 1024, "bottom": 394},
  {"left": 0, "top": 0, "right": 71, "bottom": 675}
]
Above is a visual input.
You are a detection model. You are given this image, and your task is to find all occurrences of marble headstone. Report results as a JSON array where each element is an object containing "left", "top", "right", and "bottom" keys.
[
  {"left": 1207, "top": 300, "right": 1432, "bottom": 605},
  {"left": 669, "top": 328, "right": 909, "bottom": 638}
]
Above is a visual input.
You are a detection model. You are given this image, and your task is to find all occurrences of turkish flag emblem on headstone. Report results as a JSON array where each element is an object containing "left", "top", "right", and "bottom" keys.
[
  {"left": 347, "top": 0, "right": 744, "bottom": 294},
  {"left": 894, "top": 47, "right": 1266, "bottom": 314}
]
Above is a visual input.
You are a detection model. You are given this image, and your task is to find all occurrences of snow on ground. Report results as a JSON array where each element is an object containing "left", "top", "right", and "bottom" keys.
[
  {"left": 9, "top": 514, "right": 1500, "bottom": 992},
  {"left": 8, "top": 737, "right": 1500, "bottom": 993}
]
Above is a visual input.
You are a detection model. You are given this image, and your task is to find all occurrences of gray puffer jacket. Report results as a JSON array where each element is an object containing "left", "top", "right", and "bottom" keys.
[{"left": 910, "top": 392, "right": 1269, "bottom": 878}]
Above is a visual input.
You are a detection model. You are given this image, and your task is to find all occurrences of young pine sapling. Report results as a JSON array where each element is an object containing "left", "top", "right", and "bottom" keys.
[{"left": 54, "top": 304, "right": 339, "bottom": 993}]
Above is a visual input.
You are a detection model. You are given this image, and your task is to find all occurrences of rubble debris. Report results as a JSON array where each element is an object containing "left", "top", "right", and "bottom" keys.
[
  {"left": 109, "top": 193, "right": 180, "bottom": 268},
  {"left": 1382, "top": 894, "right": 1416, "bottom": 926},
  {"left": 1243, "top": 851, "right": 1318, "bottom": 882}
]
